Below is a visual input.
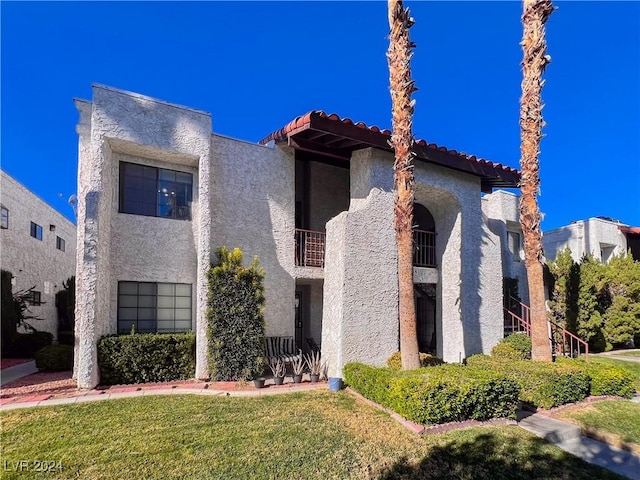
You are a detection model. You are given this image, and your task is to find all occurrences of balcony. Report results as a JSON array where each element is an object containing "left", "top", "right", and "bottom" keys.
[
  {"left": 295, "top": 229, "right": 326, "bottom": 268},
  {"left": 413, "top": 229, "right": 436, "bottom": 268},
  {"left": 294, "top": 228, "right": 436, "bottom": 269}
]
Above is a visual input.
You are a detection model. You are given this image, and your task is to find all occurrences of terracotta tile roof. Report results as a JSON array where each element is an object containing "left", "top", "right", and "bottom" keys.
[
  {"left": 620, "top": 225, "right": 640, "bottom": 235},
  {"left": 259, "top": 111, "right": 520, "bottom": 187}
]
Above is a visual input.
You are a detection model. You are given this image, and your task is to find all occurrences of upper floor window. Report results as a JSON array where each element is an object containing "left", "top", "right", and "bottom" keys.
[
  {"left": 119, "top": 162, "right": 192, "bottom": 220},
  {"left": 28, "top": 291, "right": 42, "bottom": 306},
  {"left": 56, "top": 236, "right": 65, "bottom": 252},
  {"left": 507, "top": 231, "right": 521, "bottom": 262},
  {"left": 1, "top": 205, "right": 8, "bottom": 229},
  {"left": 30, "top": 222, "right": 43, "bottom": 240}
]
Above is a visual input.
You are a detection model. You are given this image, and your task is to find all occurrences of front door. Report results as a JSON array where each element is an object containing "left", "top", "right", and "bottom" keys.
[{"left": 415, "top": 284, "right": 437, "bottom": 354}]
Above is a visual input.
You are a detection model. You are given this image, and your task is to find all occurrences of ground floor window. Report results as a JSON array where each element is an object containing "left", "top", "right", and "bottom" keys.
[{"left": 117, "top": 281, "right": 192, "bottom": 334}]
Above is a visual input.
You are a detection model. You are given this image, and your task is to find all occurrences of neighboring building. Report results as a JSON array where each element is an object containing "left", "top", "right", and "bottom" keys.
[
  {"left": 543, "top": 217, "right": 640, "bottom": 264},
  {"left": 0, "top": 170, "right": 77, "bottom": 339},
  {"left": 73, "top": 84, "right": 524, "bottom": 388}
]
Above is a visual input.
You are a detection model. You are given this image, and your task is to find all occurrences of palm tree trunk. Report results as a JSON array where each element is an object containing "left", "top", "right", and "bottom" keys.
[
  {"left": 519, "top": 0, "right": 555, "bottom": 362},
  {"left": 388, "top": 0, "right": 420, "bottom": 370}
]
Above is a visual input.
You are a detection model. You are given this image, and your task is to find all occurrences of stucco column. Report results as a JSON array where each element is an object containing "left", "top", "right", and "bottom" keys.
[{"left": 195, "top": 159, "right": 211, "bottom": 380}]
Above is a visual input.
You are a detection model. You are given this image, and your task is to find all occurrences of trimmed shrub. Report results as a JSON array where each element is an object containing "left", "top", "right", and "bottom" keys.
[
  {"left": 490, "top": 342, "right": 524, "bottom": 360},
  {"left": 386, "top": 352, "right": 444, "bottom": 370},
  {"left": 466, "top": 355, "right": 590, "bottom": 409},
  {"left": 207, "top": 247, "right": 265, "bottom": 381},
  {"left": 35, "top": 345, "right": 73, "bottom": 371},
  {"left": 556, "top": 357, "right": 635, "bottom": 398},
  {"left": 343, "top": 363, "right": 519, "bottom": 425},
  {"left": 493, "top": 333, "right": 532, "bottom": 360},
  {"left": 98, "top": 333, "right": 195, "bottom": 385},
  {"left": 9, "top": 332, "right": 54, "bottom": 357}
]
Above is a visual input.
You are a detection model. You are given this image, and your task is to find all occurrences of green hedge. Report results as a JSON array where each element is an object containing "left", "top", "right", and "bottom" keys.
[
  {"left": 386, "top": 352, "right": 444, "bottom": 370},
  {"left": 98, "top": 333, "right": 195, "bottom": 385},
  {"left": 35, "top": 345, "right": 74, "bottom": 371},
  {"left": 466, "top": 355, "right": 591, "bottom": 408},
  {"left": 492, "top": 333, "right": 532, "bottom": 360},
  {"left": 556, "top": 357, "right": 635, "bottom": 398},
  {"left": 343, "top": 363, "right": 519, "bottom": 425}
]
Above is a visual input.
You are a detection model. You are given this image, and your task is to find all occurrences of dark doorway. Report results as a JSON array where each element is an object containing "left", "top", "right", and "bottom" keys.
[
  {"left": 415, "top": 284, "right": 436, "bottom": 354},
  {"left": 295, "top": 291, "right": 303, "bottom": 350}
]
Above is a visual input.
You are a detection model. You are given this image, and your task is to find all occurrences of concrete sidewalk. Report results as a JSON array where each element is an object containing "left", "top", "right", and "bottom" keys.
[
  {"left": 0, "top": 361, "right": 38, "bottom": 387},
  {"left": 519, "top": 411, "right": 640, "bottom": 480}
]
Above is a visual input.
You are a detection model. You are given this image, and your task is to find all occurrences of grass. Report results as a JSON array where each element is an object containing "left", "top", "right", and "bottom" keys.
[
  {"left": 590, "top": 356, "right": 640, "bottom": 391},
  {"left": 556, "top": 400, "right": 640, "bottom": 453},
  {"left": 0, "top": 391, "right": 626, "bottom": 480}
]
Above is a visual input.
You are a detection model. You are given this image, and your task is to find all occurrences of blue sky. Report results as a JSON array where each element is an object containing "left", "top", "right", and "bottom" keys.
[{"left": 2, "top": 1, "right": 639, "bottom": 230}]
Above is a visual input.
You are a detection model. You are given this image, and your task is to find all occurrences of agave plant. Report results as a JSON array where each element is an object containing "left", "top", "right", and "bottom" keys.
[
  {"left": 292, "top": 351, "right": 305, "bottom": 376},
  {"left": 304, "top": 350, "right": 322, "bottom": 376},
  {"left": 269, "top": 357, "right": 286, "bottom": 378}
]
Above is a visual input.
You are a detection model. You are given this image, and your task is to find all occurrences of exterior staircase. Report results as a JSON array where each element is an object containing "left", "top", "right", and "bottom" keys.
[{"left": 504, "top": 295, "right": 589, "bottom": 360}]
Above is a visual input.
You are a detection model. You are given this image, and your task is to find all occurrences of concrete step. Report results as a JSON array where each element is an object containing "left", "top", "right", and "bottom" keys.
[{"left": 518, "top": 412, "right": 582, "bottom": 443}]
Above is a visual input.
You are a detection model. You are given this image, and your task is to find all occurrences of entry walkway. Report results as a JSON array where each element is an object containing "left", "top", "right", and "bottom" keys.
[
  {"left": 519, "top": 411, "right": 640, "bottom": 480},
  {"left": 0, "top": 361, "right": 38, "bottom": 387}
]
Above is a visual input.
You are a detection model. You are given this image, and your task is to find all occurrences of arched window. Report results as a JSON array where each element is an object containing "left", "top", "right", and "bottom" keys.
[{"left": 413, "top": 203, "right": 436, "bottom": 267}]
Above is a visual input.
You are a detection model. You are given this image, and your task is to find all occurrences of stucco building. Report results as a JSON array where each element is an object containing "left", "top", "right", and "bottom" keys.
[
  {"left": 73, "top": 85, "right": 525, "bottom": 388},
  {"left": 543, "top": 217, "right": 640, "bottom": 264},
  {"left": 0, "top": 170, "right": 77, "bottom": 339}
]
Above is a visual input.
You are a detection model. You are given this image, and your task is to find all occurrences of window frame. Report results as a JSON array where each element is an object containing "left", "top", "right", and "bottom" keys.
[
  {"left": 29, "top": 291, "right": 42, "bottom": 306},
  {"left": 117, "top": 281, "right": 192, "bottom": 334},
  {"left": 1, "top": 205, "right": 8, "bottom": 229},
  {"left": 56, "top": 236, "right": 65, "bottom": 252},
  {"left": 507, "top": 231, "right": 522, "bottom": 262},
  {"left": 119, "top": 162, "right": 193, "bottom": 221},
  {"left": 30, "top": 222, "right": 43, "bottom": 240}
]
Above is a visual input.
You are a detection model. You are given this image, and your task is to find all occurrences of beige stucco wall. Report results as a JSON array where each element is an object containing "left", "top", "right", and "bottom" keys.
[{"left": 0, "top": 171, "right": 77, "bottom": 339}]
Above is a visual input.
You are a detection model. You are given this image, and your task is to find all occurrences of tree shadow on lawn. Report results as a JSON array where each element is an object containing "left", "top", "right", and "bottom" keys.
[{"left": 377, "top": 430, "right": 621, "bottom": 480}]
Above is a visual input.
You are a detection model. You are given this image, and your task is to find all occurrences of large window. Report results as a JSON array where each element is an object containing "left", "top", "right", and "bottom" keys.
[
  {"left": 117, "top": 281, "right": 192, "bottom": 334},
  {"left": 119, "top": 162, "right": 193, "bottom": 220},
  {"left": 1, "top": 205, "right": 8, "bottom": 229},
  {"left": 30, "top": 222, "right": 43, "bottom": 240}
]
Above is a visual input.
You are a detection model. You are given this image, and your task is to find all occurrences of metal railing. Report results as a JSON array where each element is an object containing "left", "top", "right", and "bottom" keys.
[
  {"left": 504, "top": 295, "right": 589, "bottom": 360},
  {"left": 295, "top": 229, "right": 326, "bottom": 268},
  {"left": 413, "top": 229, "right": 436, "bottom": 267}
]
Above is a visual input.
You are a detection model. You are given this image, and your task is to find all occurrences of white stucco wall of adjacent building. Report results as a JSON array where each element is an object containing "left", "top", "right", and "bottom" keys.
[
  {"left": 543, "top": 217, "right": 629, "bottom": 264},
  {"left": 0, "top": 171, "right": 77, "bottom": 339}
]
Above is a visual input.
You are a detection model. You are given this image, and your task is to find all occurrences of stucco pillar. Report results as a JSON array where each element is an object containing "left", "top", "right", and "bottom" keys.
[{"left": 195, "top": 159, "right": 211, "bottom": 380}]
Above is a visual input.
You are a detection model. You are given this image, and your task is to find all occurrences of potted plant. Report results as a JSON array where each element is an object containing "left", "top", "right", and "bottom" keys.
[
  {"left": 253, "top": 377, "right": 266, "bottom": 389},
  {"left": 305, "top": 351, "right": 322, "bottom": 383},
  {"left": 269, "top": 357, "right": 286, "bottom": 385},
  {"left": 291, "top": 351, "right": 304, "bottom": 383}
]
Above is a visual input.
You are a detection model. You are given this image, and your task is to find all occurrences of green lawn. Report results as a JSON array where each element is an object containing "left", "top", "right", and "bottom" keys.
[
  {"left": 590, "top": 356, "right": 640, "bottom": 391},
  {"left": 1, "top": 392, "right": 625, "bottom": 480},
  {"left": 557, "top": 400, "right": 640, "bottom": 450}
]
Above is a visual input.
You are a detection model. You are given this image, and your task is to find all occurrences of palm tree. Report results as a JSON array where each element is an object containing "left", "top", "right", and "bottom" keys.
[
  {"left": 387, "top": 0, "right": 420, "bottom": 370},
  {"left": 519, "top": 0, "right": 555, "bottom": 361}
]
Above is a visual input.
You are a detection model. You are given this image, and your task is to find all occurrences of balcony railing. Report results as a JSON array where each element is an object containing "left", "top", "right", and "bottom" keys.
[
  {"left": 413, "top": 229, "right": 436, "bottom": 267},
  {"left": 295, "top": 229, "right": 326, "bottom": 268}
]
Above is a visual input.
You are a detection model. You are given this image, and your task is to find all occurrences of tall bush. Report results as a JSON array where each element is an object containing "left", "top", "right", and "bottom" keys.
[{"left": 207, "top": 247, "right": 265, "bottom": 381}]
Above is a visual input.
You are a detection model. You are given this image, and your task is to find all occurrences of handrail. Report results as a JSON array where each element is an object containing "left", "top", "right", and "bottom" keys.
[{"left": 505, "top": 295, "right": 589, "bottom": 361}]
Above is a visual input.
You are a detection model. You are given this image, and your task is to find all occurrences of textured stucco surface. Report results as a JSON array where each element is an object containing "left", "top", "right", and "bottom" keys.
[
  {"left": 74, "top": 85, "right": 211, "bottom": 388},
  {"left": 210, "top": 135, "right": 295, "bottom": 337},
  {"left": 308, "top": 162, "right": 350, "bottom": 232},
  {"left": 482, "top": 190, "right": 529, "bottom": 305},
  {"left": 543, "top": 218, "right": 628, "bottom": 264},
  {"left": 0, "top": 171, "right": 77, "bottom": 338}
]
